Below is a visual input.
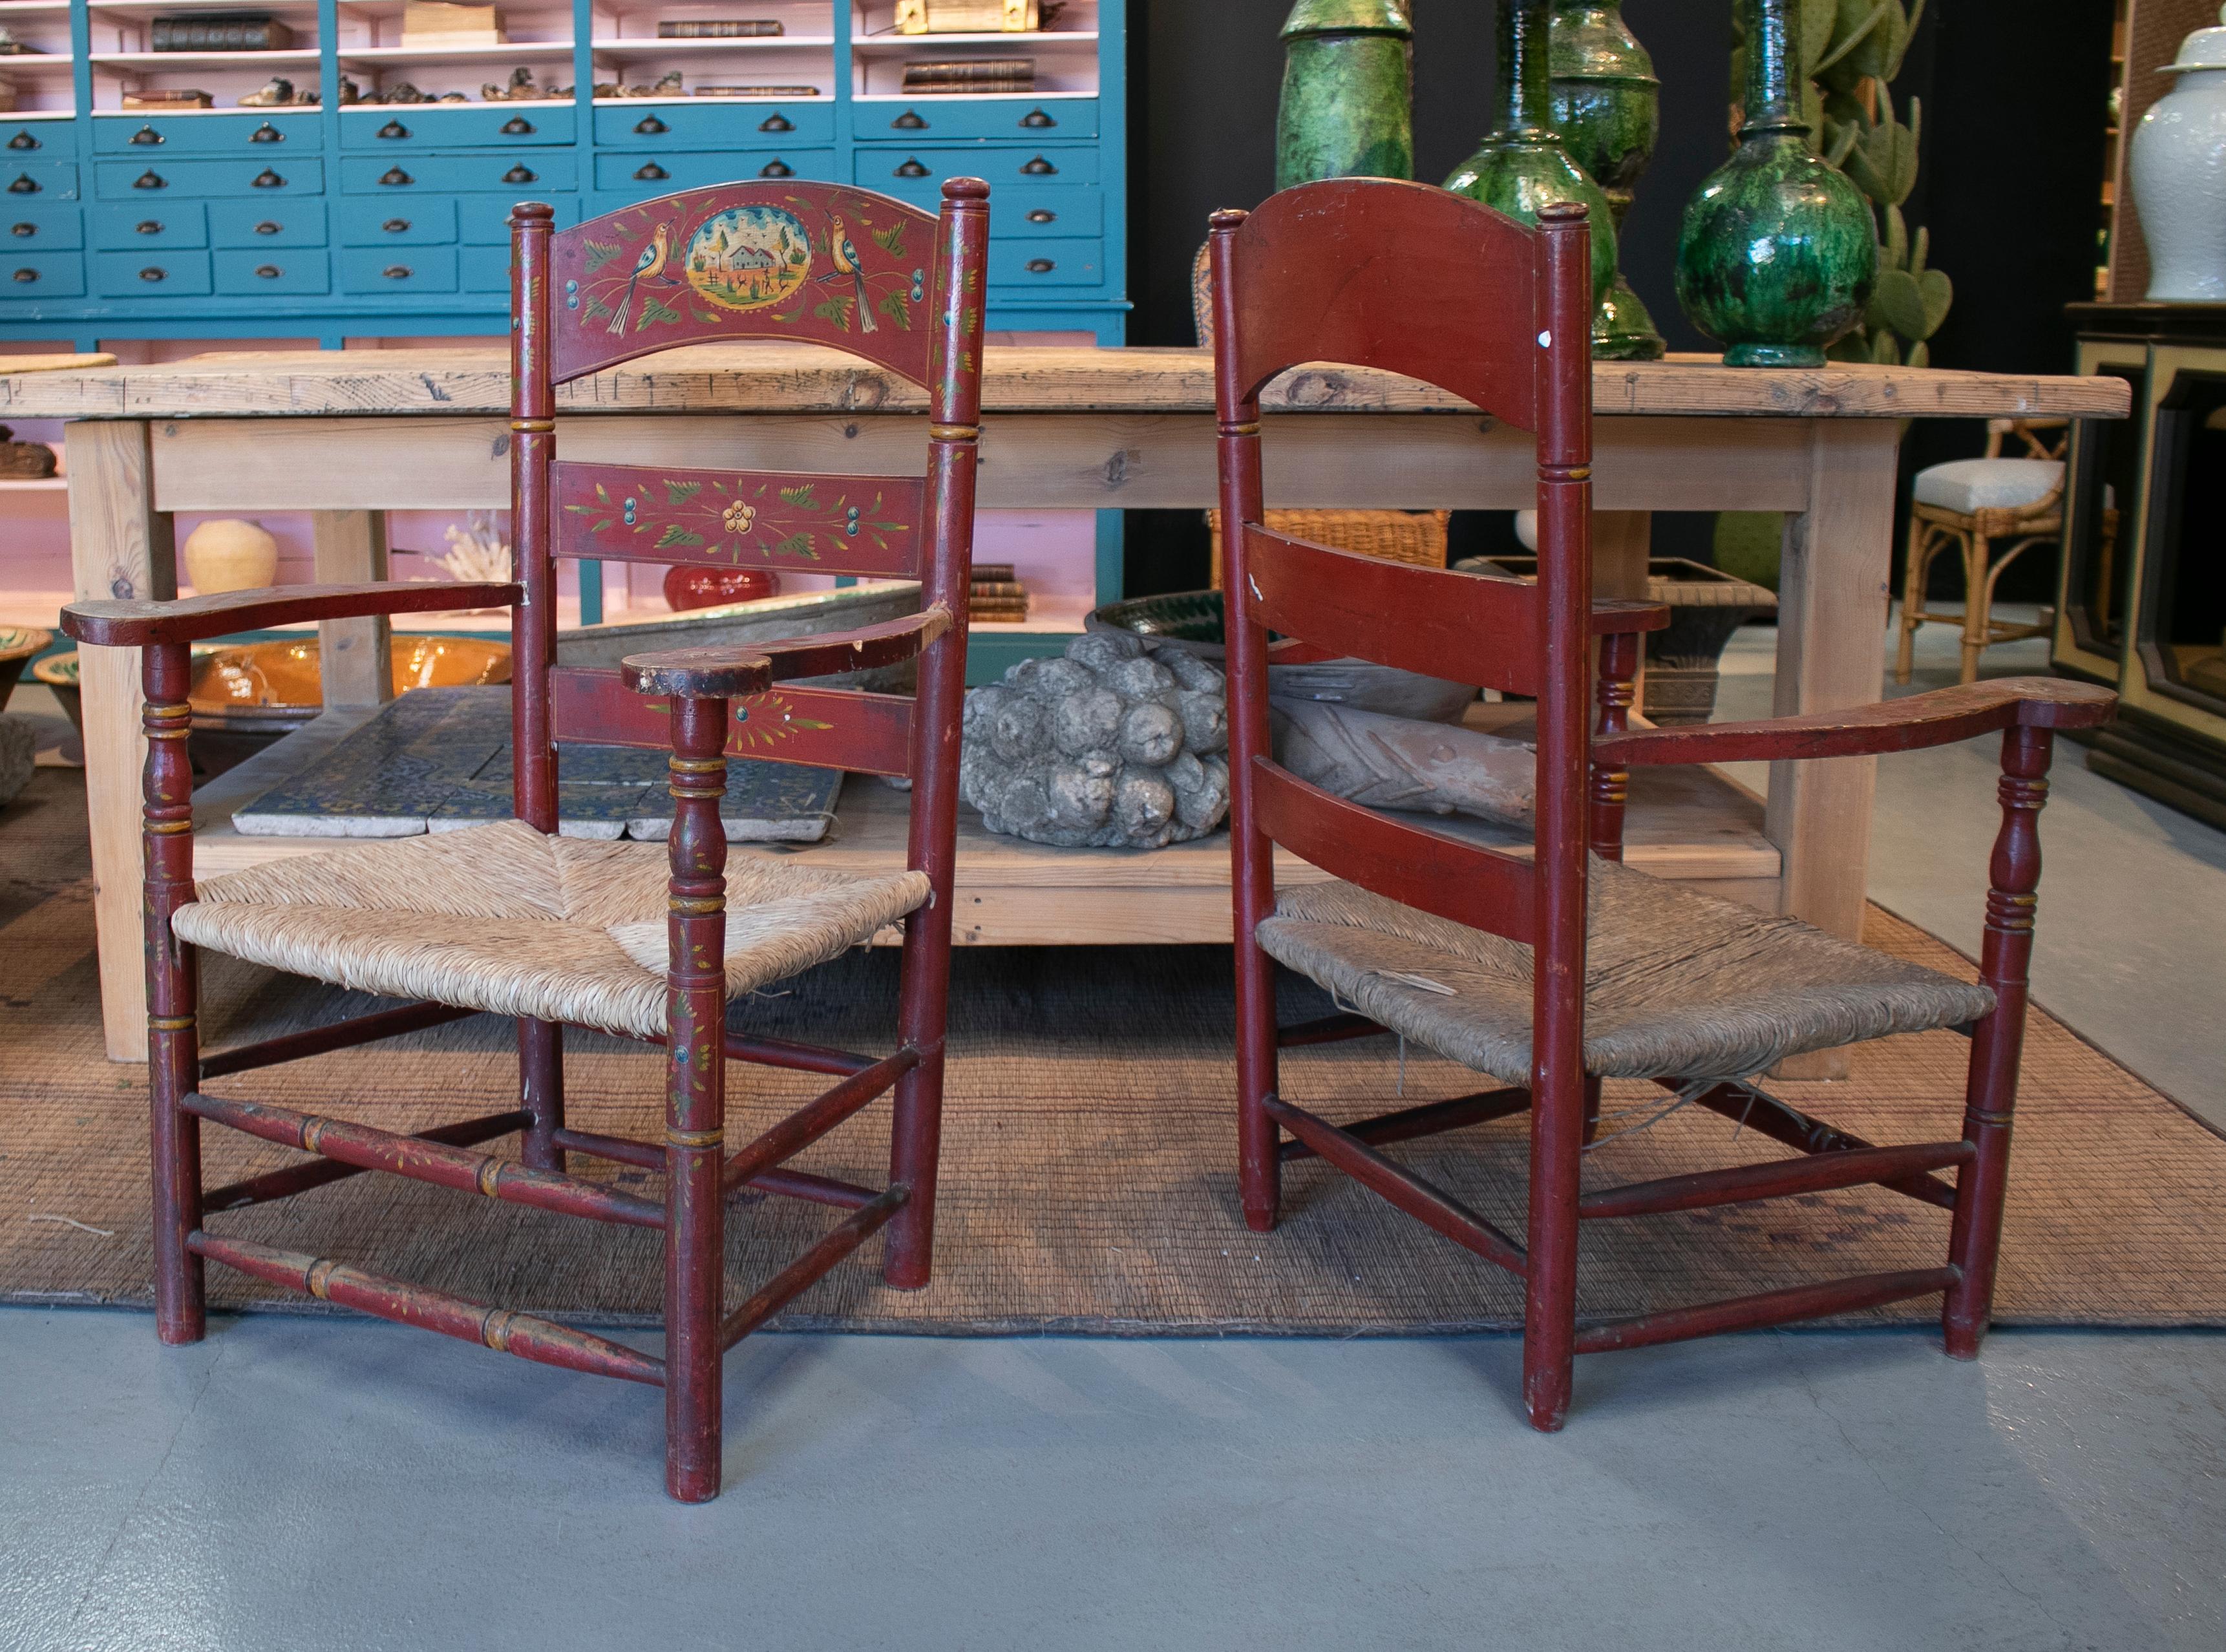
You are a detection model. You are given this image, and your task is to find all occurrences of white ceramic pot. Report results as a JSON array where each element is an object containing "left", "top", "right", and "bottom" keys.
[{"left": 2132, "top": 8, "right": 2226, "bottom": 301}]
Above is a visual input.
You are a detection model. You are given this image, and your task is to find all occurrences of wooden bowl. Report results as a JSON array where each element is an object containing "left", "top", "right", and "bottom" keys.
[{"left": 0, "top": 625, "right": 52, "bottom": 715}]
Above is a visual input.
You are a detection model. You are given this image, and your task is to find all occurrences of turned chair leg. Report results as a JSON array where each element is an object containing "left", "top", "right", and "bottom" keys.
[
  {"left": 143, "top": 644, "right": 206, "bottom": 1345},
  {"left": 883, "top": 980, "right": 947, "bottom": 1289},
  {"left": 1958, "top": 531, "right": 1993, "bottom": 685},
  {"left": 1944, "top": 726, "right": 2053, "bottom": 1359},
  {"left": 1894, "top": 514, "right": 1931, "bottom": 684},
  {"left": 1235, "top": 934, "right": 1283, "bottom": 1233},
  {"left": 518, "top": 1019, "right": 566, "bottom": 1172},
  {"left": 1523, "top": 1064, "right": 1587, "bottom": 1432},
  {"left": 662, "top": 697, "right": 730, "bottom": 1503}
]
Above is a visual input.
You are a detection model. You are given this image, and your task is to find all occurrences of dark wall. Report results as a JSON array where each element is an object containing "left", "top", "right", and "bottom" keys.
[{"left": 1120, "top": 0, "right": 2115, "bottom": 598}]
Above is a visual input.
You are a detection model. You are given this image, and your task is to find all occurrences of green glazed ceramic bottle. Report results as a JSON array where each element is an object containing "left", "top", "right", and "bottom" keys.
[
  {"left": 1674, "top": 0, "right": 1877, "bottom": 368},
  {"left": 1277, "top": 0, "right": 1415, "bottom": 189},
  {"left": 1445, "top": 0, "right": 1618, "bottom": 305},
  {"left": 1547, "top": 0, "right": 1664, "bottom": 359}
]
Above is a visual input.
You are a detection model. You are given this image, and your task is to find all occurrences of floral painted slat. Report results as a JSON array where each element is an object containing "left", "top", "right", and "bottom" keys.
[
  {"left": 549, "top": 182, "right": 943, "bottom": 388},
  {"left": 550, "top": 666, "right": 916, "bottom": 779},
  {"left": 553, "top": 462, "right": 924, "bottom": 580}
]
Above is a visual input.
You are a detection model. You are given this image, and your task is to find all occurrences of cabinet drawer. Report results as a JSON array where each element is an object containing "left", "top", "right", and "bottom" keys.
[
  {"left": 341, "top": 105, "right": 577, "bottom": 151},
  {"left": 855, "top": 98, "right": 1097, "bottom": 143},
  {"left": 854, "top": 145, "right": 1096, "bottom": 189},
  {"left": 2, "top": 251, "right": 85, "bottom": 299},
  {"left": 215, "top": 247, "right": 330, "bottom": 295},
  {"left": 3, "top": 121, "right": 75, "bottom": 158},
  {"left": 92, "top": 114, "right": 323, "bottom": 155},
  {"left": 880, "top": 181, "right": 1101, "bottom": 235},
  {"left": 340, "top": 151, "right": 578, "bottom": 195},
  {"left": 208, "top": 200, "right": 326, "bottom": 247},
  {"left": 4, "top": 161, "right": 80, "bottom": 202},
  {"left": 94, "top": 158, "right": 322, "bottom": 200},
  {"left": 337, "top": 198, "right": 456, "bottom": 246},
  {"left": 91, "top": 202, "right": 209, "bottom": 249},
  {"left": 989, "top": 237, "right": 1103, "bottom": 287},
  {"left": 591, "top": 148, "right": 833, "bottom": 194},
  {"left": 460, "top": 241, "right": 511, "bottom": 293},
  {"left": 460, "top": 194, "right": 568, "bottom": 243},
  {"left": 4, "top": 204, "right": 84, "bottom": 251},
  {"left": 338, "top": 244, "right": 458, "bottom": 294},
  {"left": 593, "top": 101, "right": 833, "bottom": 148},
  {"left": 94, "top": 249, "right": 213, "bottom": 297}
]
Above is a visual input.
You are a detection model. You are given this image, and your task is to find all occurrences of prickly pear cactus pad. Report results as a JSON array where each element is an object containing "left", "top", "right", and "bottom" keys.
[{"left": 960, "top": 632, "right": 1233, "bottom": 849}]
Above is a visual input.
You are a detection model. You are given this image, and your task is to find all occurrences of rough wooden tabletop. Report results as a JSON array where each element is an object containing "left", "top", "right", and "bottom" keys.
[{"left": 0, "top": 343, "right": 2134, "bottom": 423}]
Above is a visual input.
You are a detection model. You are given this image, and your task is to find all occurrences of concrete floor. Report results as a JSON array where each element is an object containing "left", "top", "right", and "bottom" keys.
[{"left": 4, "top": 608, "right": 2224, "bottom": 1652}]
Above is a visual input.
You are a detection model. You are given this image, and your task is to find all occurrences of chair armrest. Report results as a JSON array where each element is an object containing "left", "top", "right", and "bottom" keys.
[
  {"left": 61, "top": 581, "right": 521, "bottom": 648},
  {"left": 621, "top": 605, "right": 951, "bottom": 699},
  {"left": 1595, "top": 677, "right": 2117, "bottom": 768}
]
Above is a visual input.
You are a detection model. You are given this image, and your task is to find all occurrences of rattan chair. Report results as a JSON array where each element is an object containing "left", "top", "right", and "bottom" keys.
[
  {"left": 60, "top": 176, "right": 991, "bottom": 1502},
  {"left": 1211, "top": 178, "right": 2117, "bottom": 1429}
]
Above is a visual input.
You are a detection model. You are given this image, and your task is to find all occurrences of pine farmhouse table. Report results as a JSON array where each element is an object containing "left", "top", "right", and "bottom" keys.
[{"left": 0, "top": 344, "right": 2128, "bottom": 1064}]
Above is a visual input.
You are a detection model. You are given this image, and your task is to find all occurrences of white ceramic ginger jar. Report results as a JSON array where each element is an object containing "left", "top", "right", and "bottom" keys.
[{"left": 2133, "top": 7, "right": 2226, "bottom": 301}]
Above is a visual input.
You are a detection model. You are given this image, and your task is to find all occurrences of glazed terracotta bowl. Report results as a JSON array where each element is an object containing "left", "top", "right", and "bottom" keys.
[
  {"left": 1088, "top": 590, "right": 1478, "bottom": 723},
  {"left": 0, "top": 625, "right": 52, "bottom": 715}
]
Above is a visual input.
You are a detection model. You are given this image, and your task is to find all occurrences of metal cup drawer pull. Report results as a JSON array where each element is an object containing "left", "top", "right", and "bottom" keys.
[
  {"left": 633, "top": 161, "right": 668, "bottom": 182},
  {"left": 759, "top": 158, "right": 792, "bottom": 178},
  {"left": 759, "top": 112, "right": 792, "bottom": 133},
  {"left": 500, "top": 116, "right": 535, "bottom": 135},
  {"left": 9, "top": 222, "right": 33, "bottom": 237},
  {"left": 379, "top": 166, "right": 413, "bottom": 186},
  {"left": 129, "top": 125, "right": 164, "bottom": 145},
  {"left": 136, "top": 219, "right": 164, "bottom": 234},
  {"left": 12, "top": 266, "right": 34, "bottom": 282},
  {"left": 255, "top": 264, "right": 282, "bottom": 279},
  {"left": 502, "top": 164, "right": 536, "bottom": 184},
  {"left": 1026, "top": 209, "right": 1056, "bottom": 224},
  {"left": 893, "top": 109, "right": 927, "bottom": 130},
  {"left": 8, "top": 174, "right": 39, "bottom": 194},
  {"left": 255, "top": 220, "right": 281, "bottom": 235},
  {"left": 1021, "top": 156, "right": 1058, "bottom": 175},
  {"left": 377, "top": 120, "right": 410, "bottom": 141},
  {"left": 633, "top": 114, "right": 666, "bottom": 134},
  {"left": 383, "top": 264, "right": 412, "bottom": 280},
  {"left": 1026, "top": 258, "right": 1055, "bottom": 273},
  {"left": 250, "top": 123, "right": 283, "bottom": 143},
  {"left": 250, "top": 169, "right": 286, "bottom": 189},
  {"left": 895, "top": 157, "right": 930, "bottom": 178},
  {"left": 131, "top": 171, "right": 163, "bottom": 191},
  {"left": 1021, "top": 108, "right": 1055, "bottom": 128},
  {"left": 5, "top": 132, "right": 36, "bottom": 151},
  {"left": 140, "top": 266, "right": 166, "bottom": 281},
  {"left": 381, "top": 217, "right": 410, "bottom": 233}
]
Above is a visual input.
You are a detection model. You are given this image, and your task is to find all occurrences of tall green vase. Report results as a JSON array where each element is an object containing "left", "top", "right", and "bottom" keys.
[
  {"left": 1444, "top": 0, "right": 1618, "bottom": 305},
  {"left": 1547, "top": 0, "right": 1664, "bottom": 360},
  {"left": 1277, "top": 0, "right": 1415, "bottom": 190},
  {"left": 1673, "top": 0, "right": 1876, "bottom": 368}
]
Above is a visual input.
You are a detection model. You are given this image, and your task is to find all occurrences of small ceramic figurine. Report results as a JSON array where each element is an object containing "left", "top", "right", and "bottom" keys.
[
  {"left": 237, "top": 76, "right": 297, "bottom": 107},
  {"left": 2131, "top": 5, "right": 2226, "bottom": 301},
  {"left": 1275, "top": 0, "right": 1415, "bottom": 190}
]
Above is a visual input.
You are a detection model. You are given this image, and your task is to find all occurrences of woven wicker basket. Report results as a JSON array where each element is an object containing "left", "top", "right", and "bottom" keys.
[{"left": 1207, "top": 509, "right": 1452, "bottom": 589}]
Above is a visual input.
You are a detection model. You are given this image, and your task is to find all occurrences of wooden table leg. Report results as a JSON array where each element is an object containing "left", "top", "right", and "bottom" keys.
[
  {"left": 1766, "top": 421, "right": 1900, "bottom": 1079},
  {"left": 311, "top": 511, "right": 394, "bottom": 709},
  {"left": 67, "top": 419, "right": 176, "bottom": 1063}
]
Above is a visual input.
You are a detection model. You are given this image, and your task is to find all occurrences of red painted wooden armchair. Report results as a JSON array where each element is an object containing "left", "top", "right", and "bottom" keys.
[
  {"left": 1210, "top": 179, "right": 2117, "bottom": 1429},
  {"left": 60, "top": 176, "right": 990, "bottom": 1502}
]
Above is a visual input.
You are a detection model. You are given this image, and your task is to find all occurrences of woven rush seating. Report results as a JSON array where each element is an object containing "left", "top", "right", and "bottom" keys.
[
  {"left": 172, "top": 821, "right": 929, "bottom": 1040},
  {"left": 1256, "top": 863, "right": 1997, "bottom": 1086}
]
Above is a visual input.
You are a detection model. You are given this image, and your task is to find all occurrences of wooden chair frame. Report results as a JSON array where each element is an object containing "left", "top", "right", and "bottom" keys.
[
  {"left": 61, "top": 175, "right": 990, "bottom": 1502},
  {"left": 1211, "top": 179, "right": 2117, "bottom": 1430}
]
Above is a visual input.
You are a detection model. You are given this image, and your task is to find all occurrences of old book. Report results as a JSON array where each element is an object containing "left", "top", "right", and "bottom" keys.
[
  {"left": 123, "top": 88, "right": 214, "bottom": 107},
  {"left": 692, "top": 83, "right": 823, "bottom": 97},
  {"left": 151, "top": 16, "right": 296, "bottom": 51},
  {"left": 970, "top": 563, "right": 1016, "bottom": 582},
  {"left": 895, "top": 0, "right": 1041, "bottom": 34},
  {"left": 657, "top": 19, "right": 782, "bottom": 37},
  {"left": 403, "top": 1, "right": 504, "bottom": 32},
  {"left": 904, "top": 57, "right": 1032, "bottom": 81},
  {"left": 970, "top": 580, "right": 1029, "bottom": 598}
]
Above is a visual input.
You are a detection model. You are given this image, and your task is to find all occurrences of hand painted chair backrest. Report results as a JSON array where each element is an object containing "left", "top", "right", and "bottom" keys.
[
  {"left": 507, "top": 177, "right": 990, "bottom": 830},
  {"left": 1210, "top": 178, "right": 1596, "bottom": 964}
]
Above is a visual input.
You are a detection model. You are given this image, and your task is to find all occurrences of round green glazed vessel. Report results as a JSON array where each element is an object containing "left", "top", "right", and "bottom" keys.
[
  {"left": 1674, "top": 0, "right": 1876, "bottom": 368},
  {"left": 1547, "top": 0, "right": 1664, "bottom": 359},
  {"left": 1445, "top": 0, "right": 1618, "bottom": 306},
  {"left": 1277, "top": 0, "right": 1415, "bottom": 190}
]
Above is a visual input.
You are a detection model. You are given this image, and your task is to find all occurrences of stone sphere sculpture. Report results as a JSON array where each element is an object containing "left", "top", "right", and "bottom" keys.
[{"left": 960, "top": 631, "right": 1231, "bottom": 849}]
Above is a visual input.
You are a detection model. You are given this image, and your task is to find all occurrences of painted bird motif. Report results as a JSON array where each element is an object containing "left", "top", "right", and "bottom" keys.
[
  {"left": 608, "top": 222, "right": 670, "bottom": 337},
  {"left": 829, "top": 215, "right": 877, "bottom": 334}
]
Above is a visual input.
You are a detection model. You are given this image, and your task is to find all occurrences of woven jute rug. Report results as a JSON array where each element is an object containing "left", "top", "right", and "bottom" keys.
[{"left": 4, "top": 768, "right": 2223, "bottom": 1333}]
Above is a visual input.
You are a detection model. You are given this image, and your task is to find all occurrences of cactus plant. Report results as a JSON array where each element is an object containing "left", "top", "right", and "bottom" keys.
[{"left": 1733, "top": 0, "right": 1949, "bottom": 367}]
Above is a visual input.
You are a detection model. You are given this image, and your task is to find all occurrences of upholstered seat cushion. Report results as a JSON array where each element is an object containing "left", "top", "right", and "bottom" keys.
[
  {"left": 171, "top": 820, "right": 930, "bottom": 1039},
  {"left": 1255, "top": 862, "right": 1995, "bottom": 1085},
  {"left": 1911, "top": 458, "right": 2063, "bottom": 516}
]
